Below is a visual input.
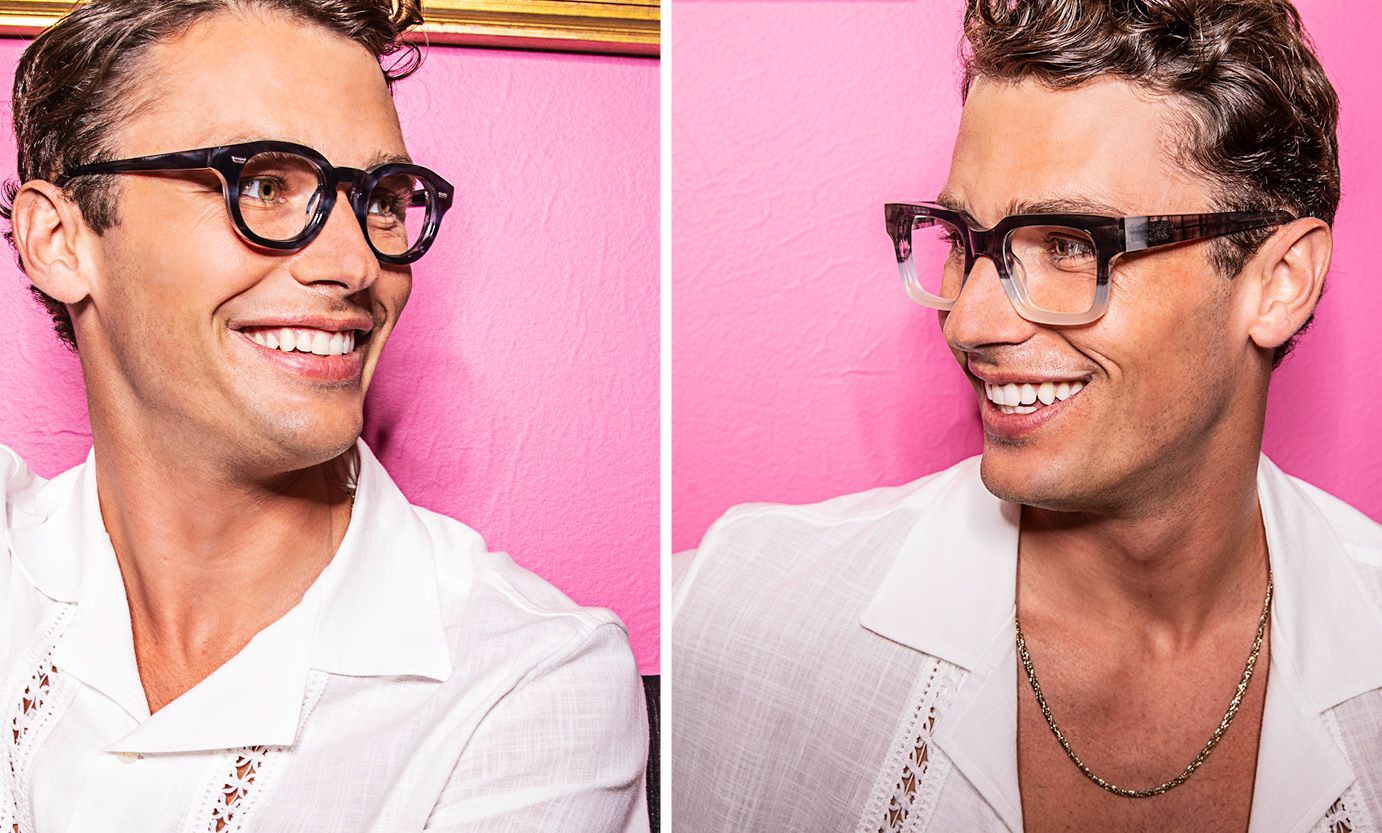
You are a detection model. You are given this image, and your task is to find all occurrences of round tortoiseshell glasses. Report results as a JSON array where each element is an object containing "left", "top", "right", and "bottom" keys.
[{"left": 57, "top": 140, "right": 455, "bottom": 266}]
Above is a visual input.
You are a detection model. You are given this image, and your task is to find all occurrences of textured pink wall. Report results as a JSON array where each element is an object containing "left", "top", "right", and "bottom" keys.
[
  {"left": 0, "top": 42, "right": 660, "bottom": 672},
  {"left": 673, "top": 0, "right": 1382, "bottom": 551}
]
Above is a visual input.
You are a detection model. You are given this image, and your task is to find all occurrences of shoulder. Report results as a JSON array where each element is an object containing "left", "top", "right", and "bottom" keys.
[
  {"left": 0, "top": 444, "right": 43, "bottom": 517},
  {"left": 0, "top": 444, "right": 46, "bottom": 547},
  {"left": 1264, "top": 461, "right": 1382, "bottom": 566},
  {"left": 412, "top": 506, "right": 634, "bottom": 683},
  {"left": 677, "top": 456, "right": 978, "bottom": 599},
  {"left": 709, "top": 455, "right": 974, "bottom": 532}
]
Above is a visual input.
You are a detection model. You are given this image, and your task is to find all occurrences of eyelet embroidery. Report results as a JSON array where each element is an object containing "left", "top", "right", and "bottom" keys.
[
  {"left": 2, "top": 607, "right": 77, "bottom": 833},
  {"left": 209, "top": 746, "right": 269, "bottom": 832},
  {"left": 856, "top": 659, "right": 962, "bottom": 833},
  {"left": 10, "top": 652, "right": 56, "bottom": 749},
  {"left": 191, "top": 671, "right": 329, "bottom": 833},
  {"left": 1317, "top": 709, "right": 1375, "bottom": 833},
  {"left": 1323, "top": 796, "right": 1354, "bottom": 833}
]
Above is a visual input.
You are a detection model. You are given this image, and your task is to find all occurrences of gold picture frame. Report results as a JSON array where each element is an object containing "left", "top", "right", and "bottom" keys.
[{"left": 0, "top": 0, "right": 659, "bottom": 56}]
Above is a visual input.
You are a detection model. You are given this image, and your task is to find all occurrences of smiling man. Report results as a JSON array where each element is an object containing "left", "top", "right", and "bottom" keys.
[
  {"left": 0, "top": 1, "right": 646, "bottom": 831},
  {"left": 673, "top": 1, "right": 1382, "bottom": 831}
]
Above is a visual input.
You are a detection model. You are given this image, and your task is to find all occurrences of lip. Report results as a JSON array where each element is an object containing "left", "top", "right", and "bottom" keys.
[
  {"left": 979, "top": 390, "right": 1074, "bottom": 440},
  {"left": 230, "top": 314, "right": 374, "bottom": 335},
  {"left": 231, "top": 329, "right": 365, "bottom": 384},
  {"left": 966, "top": 358, "right": 1094, "bottom": 442}
]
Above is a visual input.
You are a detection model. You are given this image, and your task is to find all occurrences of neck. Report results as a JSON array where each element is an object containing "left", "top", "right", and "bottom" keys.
[
  {"left": 1017, "top": 446, "right": 1269, "bottom": 649},
  {"left": 89, "top": 412, "right": 354, "bottom": 656}
]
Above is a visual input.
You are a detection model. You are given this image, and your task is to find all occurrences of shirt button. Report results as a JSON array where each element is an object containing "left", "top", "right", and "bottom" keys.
[{"left": 114, "top": 752, "right": 141, "bottom": 763}]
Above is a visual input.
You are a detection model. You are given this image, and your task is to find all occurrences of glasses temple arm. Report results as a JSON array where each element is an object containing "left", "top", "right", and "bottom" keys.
[
  {"left": 55, "top": 148, "right": 217, "bottom": 186},
  {"left": 1122, "top": 210, "right": 1298, "bottom": 253}
]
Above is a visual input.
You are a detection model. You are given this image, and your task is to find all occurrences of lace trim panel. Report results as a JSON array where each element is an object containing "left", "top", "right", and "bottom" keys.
[
  {"left": 2, "top": 607, "right": 77, "bottom": 833},
  {"left": 1323, "top": 796, "right": 1354, "bottom": 833},
  {"left": 191, "top": 671, "right": 330, "bottom": 833},
  {"left": 1314, "top": 710, "right": 1374, "bottom": 833},
  {"left": 855, "top": 658, "right": 964, "bottom": 833}
]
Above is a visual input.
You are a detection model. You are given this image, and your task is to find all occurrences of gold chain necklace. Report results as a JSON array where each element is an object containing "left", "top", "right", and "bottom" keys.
[{"left": 1014, "top": 570, "right": 1273, "bottom": 798}]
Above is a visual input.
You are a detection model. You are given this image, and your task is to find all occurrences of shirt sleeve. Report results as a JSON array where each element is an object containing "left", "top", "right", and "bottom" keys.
[{"left": 423, "top": 621, "right": 651, "bottom": 833}]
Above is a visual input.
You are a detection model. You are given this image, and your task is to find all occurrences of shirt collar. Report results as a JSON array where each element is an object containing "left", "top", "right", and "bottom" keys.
[
  {"left": 859, "top": 456, "right": 1018, "bottom": 672},
  {"left": 6, "top": 439, "right": 456, "bottom": 754},
  {"left": 860, "top": 454, "right": 1382, "bottom": 708},
  {"left": 859, "top": 454, "right": 1382, "bottom": 833}
]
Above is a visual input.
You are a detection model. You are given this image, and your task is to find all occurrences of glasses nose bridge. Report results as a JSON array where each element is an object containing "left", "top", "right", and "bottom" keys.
[
  {"left": 305, "top": 165, "right": 380, "bottom": 273},
  {"left": 324, "top": 165, "right": 371, "bottom": 205},
  {"left": 958, "top": 225, "right": 1006, "bottom": 287}
]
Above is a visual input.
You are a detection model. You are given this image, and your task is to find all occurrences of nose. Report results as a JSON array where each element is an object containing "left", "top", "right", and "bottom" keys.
[
  {"left": 288, "top": 185, "right": 382, "bottom": 293},
  {"left": 940, "top": 254, "right": 1037, "bottom": 351}
]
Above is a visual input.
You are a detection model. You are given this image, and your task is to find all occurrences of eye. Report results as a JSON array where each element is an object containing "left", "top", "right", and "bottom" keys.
[
  {"left": 1045, "top": 233, "right": 1094, "bottom": 261},
  {"left": 367, "top": 192, "right": 404, "bottom": 219},
  {"left": 242, "top": 177, "right": 286, "bottom": 203}
]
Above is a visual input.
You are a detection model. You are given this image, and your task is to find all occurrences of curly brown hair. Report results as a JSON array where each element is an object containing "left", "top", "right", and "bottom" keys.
[
  {"left": 2, "top": 0, "right": 425, "bottom": 351},
  {"left": 962, "top": 0, "right": 1339, "bottom": 365}
]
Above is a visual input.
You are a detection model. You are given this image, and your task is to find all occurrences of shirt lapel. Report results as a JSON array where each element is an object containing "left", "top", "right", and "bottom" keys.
[
  {"left": 9, "top": 451, "right": 151, "bottom": 723},
  {"left": 6, "top": 440, "right": 457, "bottom": 754},
  {"left": 1247, "top": 457, "right": 1382, "bottom": 833},
  {"left": 306, "top": 441, "right": 455, "bottom": 681},
  {"left": 860, "top": 457, "right": 1024, "bottom": 832}
]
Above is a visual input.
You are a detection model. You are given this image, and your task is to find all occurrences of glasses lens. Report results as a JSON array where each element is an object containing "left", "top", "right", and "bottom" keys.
[
  {"left": 1006, "top": 226, "right": 1099, "bottom": 314},
  {"left": 901, "top": 215, "right": 967, "bottom": 302},
  {"left": 366, "top": 173, "right": 432, "bottom": 258},
  {"left": 236, "top": 152, "right": 326, "bottom": 242}
]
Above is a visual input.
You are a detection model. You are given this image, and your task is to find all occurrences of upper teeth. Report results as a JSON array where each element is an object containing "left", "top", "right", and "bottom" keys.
[
  {"left": 984, "top": 380, "right": 1084, "bottom": 411},
  {"left": 245, "top": 327, "right": 356, "bottom": 357}
]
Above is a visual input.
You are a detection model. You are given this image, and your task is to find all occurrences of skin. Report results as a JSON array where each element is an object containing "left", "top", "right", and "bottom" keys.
[
  {"left": 10, "top": 9, "right": 414, "bottom": 713},
  {"left": 938, "top": 77, "right": 1330, "bottom": 831}
]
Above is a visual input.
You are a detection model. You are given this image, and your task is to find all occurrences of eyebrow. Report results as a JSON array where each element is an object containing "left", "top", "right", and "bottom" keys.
[
  {"left": 200, "top": 131, "right": 413, "bottom": 167},
  {"left": 934, "top": 191, "right": 1128, "bottom": 220}
]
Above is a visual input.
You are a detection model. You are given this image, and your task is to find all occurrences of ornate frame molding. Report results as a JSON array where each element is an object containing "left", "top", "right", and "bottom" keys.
[{"left": 0, "top": 1, "right": 659, "bottom": 56}]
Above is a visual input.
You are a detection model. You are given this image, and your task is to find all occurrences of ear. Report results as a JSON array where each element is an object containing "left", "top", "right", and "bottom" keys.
[
  {"left": 1242, "top": 218, "right": 1331, "bottom": 354},
  {"left": 11, "top": 180, "right": 97, "bottom": 305}
]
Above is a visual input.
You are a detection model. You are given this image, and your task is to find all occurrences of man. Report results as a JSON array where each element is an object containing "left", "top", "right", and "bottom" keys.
[
  {"left": 673, "top": 1, "right": 1381, "bottom": 831},
  {"left": 0, "top": 1, "right": 647, "bottom": 830}
]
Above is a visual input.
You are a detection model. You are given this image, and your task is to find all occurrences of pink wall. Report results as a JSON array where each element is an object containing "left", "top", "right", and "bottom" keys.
[
  {"left": 673, "top": 0, "right": 1382, "bottom": 551},
  {"left": 0, "top": 42, "right": 660, "bottom": 672}
]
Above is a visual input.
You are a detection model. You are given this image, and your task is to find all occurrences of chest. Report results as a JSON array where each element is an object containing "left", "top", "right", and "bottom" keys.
[{"left": 1016, "top": 646, "right": 1268, "bottom": 833}]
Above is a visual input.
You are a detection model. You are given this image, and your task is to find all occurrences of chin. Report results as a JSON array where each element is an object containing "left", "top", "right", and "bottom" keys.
[
  {"left": 977, "top": 439, "right": 1097, "bottom": 511},
  {"left": 253, "top": 409, "right": 363, "bottom": 472}
]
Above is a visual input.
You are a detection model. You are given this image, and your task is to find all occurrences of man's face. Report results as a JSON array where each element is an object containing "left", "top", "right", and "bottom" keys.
[
  {"left": 938, "top": 77, "right": 1261, "bottom": 512},
  {"left": 77, "top": 10, "right": 412, "bottom": 472}
]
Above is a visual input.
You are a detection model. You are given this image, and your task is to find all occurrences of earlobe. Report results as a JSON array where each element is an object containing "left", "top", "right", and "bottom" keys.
[
  {"left": 11, "top": 180, "right": 94, "bottom": 305},
  {"left": 1245, "top": 219, "right": 1331, "bottom": 353}
]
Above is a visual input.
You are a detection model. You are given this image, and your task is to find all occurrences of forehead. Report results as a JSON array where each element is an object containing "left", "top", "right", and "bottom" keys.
[
  {"left": 113, "top": 9, "right": 408, "bottom": 167},
  {"left": 942, "top": 76, "right": 1213, "bottom": 222}
]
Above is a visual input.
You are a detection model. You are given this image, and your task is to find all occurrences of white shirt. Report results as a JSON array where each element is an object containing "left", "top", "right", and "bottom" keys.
[
  {"left": 672, "top": 455, "right": 1382, "bottom": 833},
  {"left": 0, "top": 441, "right": 648, "bottom": 833}
]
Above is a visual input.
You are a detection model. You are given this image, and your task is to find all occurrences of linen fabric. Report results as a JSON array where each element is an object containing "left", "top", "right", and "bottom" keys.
[
  {"left": 0, "top": 441, "right": 648, "bottom": 832},
  {"left": 672, "top": 455, "right": 1382, "bottom": 833}
]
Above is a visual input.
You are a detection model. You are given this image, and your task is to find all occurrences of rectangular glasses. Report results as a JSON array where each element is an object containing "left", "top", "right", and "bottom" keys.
[{"left": 883, "top": 202, "right": 1294, "bottom": 325}]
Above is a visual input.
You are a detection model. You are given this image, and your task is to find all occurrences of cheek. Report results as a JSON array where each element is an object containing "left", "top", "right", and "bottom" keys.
[
  {"left": 1082, "top": 258, "right": 1236, "bottom": 405},
  {"left": 370, "top": 268, "right": 413, "bottom": 326},
  {"left": 98, "top": 221, "right": 274, "bottom": 347}
]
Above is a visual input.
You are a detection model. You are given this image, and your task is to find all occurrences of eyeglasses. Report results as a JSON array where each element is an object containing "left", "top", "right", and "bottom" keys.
[
  {"left": 55, "top": 140, "right": 455, "bottom": 265},
  {"left": 883, "top": 202, "right": 1295, "bottom": 325}
]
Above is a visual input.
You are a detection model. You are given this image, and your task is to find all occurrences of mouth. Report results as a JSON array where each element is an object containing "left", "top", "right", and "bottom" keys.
[
  {"left": 975, "top": 375, "right": 1091, "bottom": 440},
  {"left": 240, "top": 326, "right": 364, "bottom": 357},
  {"left": 229, "top": 321, "right": 374, "bottom": 384},
  {"left": 982, "top": 379, "right": 1085, "bottom": 415}
]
